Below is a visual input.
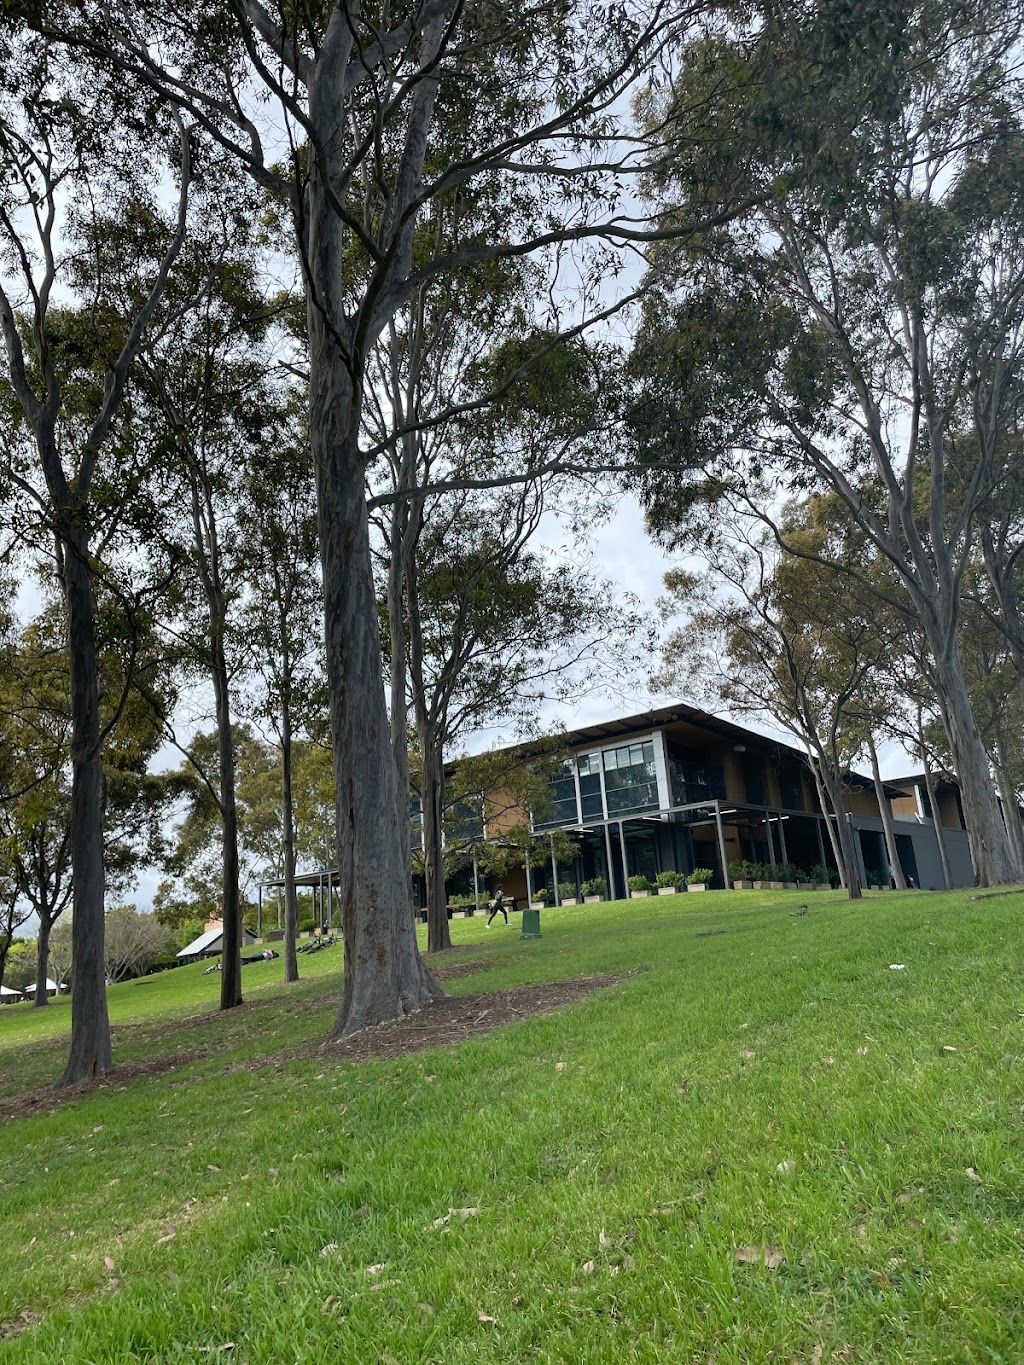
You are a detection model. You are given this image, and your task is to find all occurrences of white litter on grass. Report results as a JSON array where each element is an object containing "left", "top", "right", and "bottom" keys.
[{"left": 889, "top": 964, "right": 907, "bottom": 970}]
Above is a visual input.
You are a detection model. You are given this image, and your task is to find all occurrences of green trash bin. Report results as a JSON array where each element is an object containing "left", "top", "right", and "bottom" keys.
[{"left": 521, "top": 907, "right": 541, "bottom": 940}]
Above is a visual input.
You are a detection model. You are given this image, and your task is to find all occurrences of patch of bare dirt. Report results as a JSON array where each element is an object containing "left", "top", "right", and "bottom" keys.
[
  {"left": 321, "top": 974, "right": 622, "bottom": 1063},
  {"left": 427, "top": 958, "right": 492, "bottom": 982},
  {"left": 422, "top": 942, "right": 485, "bottom": 957},
  {"left": 112, "top": 999, "right": 267, "bottom": 1040},
  {"left": 0, "top": 1308, "right": 41, "bottom": 1341},
  {"left": 0, "top": 1050, "right": 212, "bottom": 1124}
]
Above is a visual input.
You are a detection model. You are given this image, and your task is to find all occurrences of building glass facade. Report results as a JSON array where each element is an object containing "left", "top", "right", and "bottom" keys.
[{"left": 603, "top": 740, "right": 659, "bottom": 815}]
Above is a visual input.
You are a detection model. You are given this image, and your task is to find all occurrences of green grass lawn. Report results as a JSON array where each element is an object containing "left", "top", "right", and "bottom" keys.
[{"left": 3, "top": 886, "right": 1024, "bottom": 1363}]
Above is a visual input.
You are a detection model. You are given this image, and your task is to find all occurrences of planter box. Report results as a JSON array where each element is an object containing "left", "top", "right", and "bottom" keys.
[
  {"left": 769, "top": 881, "right": 784, "bottom": 890},
  {"left": 658, "top": 886, "right": 681, "bottom": 896},
  {"left": 630, "top": 889, "right": 651, "bottom": 898},
  {"left": 686, "top": 883, "right": 708, "bottom": 893},
  {"left": 798, "top": 882, "right": 814, "bottom": 891},
  {"left": 463, "top": 909, "right": 475, "bottom": 917},
  {"left": 784, "top": 881, "right": 798, "bottom": 890},
  {"left": 583, "top": 895, "right": 603, "bottom": 904},
  {"left": 559, "top": 896, "right": 580, "bottom": 906},
  {"left": 752, "top": 881, "right": 767, "bottom": 890},
  {"left": 529, "top": 901, "right": 546, "bottom": 910},
  {"left": 734, "top": 879, "right": 753, "bottom": 890}
]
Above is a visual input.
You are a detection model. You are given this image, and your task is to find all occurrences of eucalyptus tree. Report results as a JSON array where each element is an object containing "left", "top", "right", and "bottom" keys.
[
  {"left": 238, "top": 431, "right": 324, "bottom": 984},
  {"left": 0, "top": 31, "right": 192, "bottom": 1078},
  {"left": 29, "top": 0, "right": 746, "bottom": 1037},
  {"left": 130, "top": 241, "right": 294, "bottom": 1010},
  {"left": 0, "top": 870, "right": 31, "bottom": 992},
  {"left": 403, "top": 485, "right": 640, "bottom": 949},
  {"left": 363, "top": 244, "right": 635, "bottom": 952},
  {"left": 655, "top": 506, "right": 878, "bottom": 896},
  {"left": 0, "top": 603, "right": 173, "bottom": 1004},
  {"left": 632, "top": 0, "right": 1024, "bottom": 886}
]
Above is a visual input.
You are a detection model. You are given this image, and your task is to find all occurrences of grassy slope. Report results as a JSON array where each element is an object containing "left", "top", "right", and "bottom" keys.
[{"left": 2, "top": 887, "right": 1024, "bottom": 1363}]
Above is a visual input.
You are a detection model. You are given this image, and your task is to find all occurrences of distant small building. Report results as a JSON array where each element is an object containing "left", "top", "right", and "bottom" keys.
[
  {"left": 177, "top": 924, "right": 257, "bottom": 961},
  {"left": 0, "top": 984, "right": 23, "bottom": 1004}
]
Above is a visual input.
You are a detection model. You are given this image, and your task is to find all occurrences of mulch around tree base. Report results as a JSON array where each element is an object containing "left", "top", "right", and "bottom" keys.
[
  {"left": 0, "top": 1050, "right": 212, "bottom": 1124},
  {"left": 321, "top": 974, "right": 623, "bottom": 1063},
  {"left": 0, "top": 974, "right": 621, "bottom": 1121}
]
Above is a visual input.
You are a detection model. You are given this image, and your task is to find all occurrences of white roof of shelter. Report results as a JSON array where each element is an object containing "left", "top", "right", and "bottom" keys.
[
  {"left": 23, "top": 978, "right": 58, "bottom": 993},
  {"left": 0, "top": 984, "right": 22, "bottom": 996},
  {"left": 177, "top": 927, "right": 223, "bottom": 958}
]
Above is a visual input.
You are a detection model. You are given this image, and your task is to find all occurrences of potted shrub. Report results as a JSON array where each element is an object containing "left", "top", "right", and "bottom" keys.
[
  {"left": 797, "top": 868, "right": 814, "bottom": 891},
  {"left": 581, "top": 878, "right": 606, "bottom": 904},
  {"left": 751, "top": 864, "right": 770, "bottom": 891},
  {"left": 727, "top": 858, "right": 754, "bottom": 890},
  {"left": 686, "top": 867, "right": 714, "bottom": 892},
  {"left": 656, "top": 870, "right": 682, "bottom": 895},
  {"left": 530, "top": 886, "right": 549, "bottom": 910},
  {"left": 627, "top": 875, "right": 652, "bottom": 898},
  {"left": 558, "top": 880, "right": 580, "bottom": 906},
  {"left": 810, "top": 863, "right": 832, "bottom": 890}
]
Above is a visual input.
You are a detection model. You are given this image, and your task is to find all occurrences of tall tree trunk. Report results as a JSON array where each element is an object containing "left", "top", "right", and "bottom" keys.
[
  {"left": 33, "top": 910, "right": 52, "bottom": 1009},
  {"left": 867, "top": 733, "right": 907, "bottom": 889},
  {"left": 418, "top": 727, "right": 451, "bottom": 952},
  {"left": 931, "top": 652, "right": 1020, "bottom": 886},
  {"left": 919, "top": 738, "right": 953, "bottom": 891},
  {"left": 60, "top": 527, "right": 113, "bottom": 1083},
  {"left": 211, "top": 637, "right": 243, "bottom": 1009},
  {"left": 280, "top": 679, "right": 300, "bottom": 985},
  {"left": 808, "top": 756, "right": 847, "bottom": 887},
  {"left": 387, "top": 513, "right": 413, "bottom": 880},
  {"left": 992, "top": 729, "right": 1024, "bottom": 879},
  {"left": 303, "top": 181, "right": 440, "bottom": 1038},
  {"left": 828, "top": 775, "right": 863, "bottom": 900},
  {"left": 812, "top": 750, "right": 861, "bottom": 897}
]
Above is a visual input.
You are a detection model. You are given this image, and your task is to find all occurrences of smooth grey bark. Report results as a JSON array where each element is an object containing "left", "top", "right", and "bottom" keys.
[
  {"left": 808, "top": 753, "right": 861, "bottom": 895},
  {"left": 213, "top": 650, "right": 243, "bottom": 1009},
  {"left": 992, "top": 729, "right": 1024, "bottom": 879},
  {"left": 33, "top": 911, "right": 52, "bottom": 1009},
  {"left": 826, "top": 773, "right": 862, "bottom": 899},
  {"left": 919, "top": 743, "right": 953, "bottom": 892},
  {"left": 302, "top": 157, "right": 441, "bottom": 1036},
  {"left": 867, "top": 733, "right": 907, "bottom": 889},
  {"left": 279, "top": 670, "right": 300, "bottom": 985},
  {"left": 417, "top": 726, "right": 451, "bottom": 953},
  {"left": 59, "top": 526, "right": 113, "bottom": 1079},
  {"left": 931, "top": 651, "right": 1018, "bottom": 886},
  {"left": 190, "top": 473, "right": 244, "bottom": 1011}
]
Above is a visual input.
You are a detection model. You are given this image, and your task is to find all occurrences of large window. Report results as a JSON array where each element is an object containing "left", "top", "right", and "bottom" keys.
[
  {"left": 535, "top": 761, "right": 579, "bottom": 829},
  {"left": 577, "top": 752, "right": 604, "bottom": 823},
  {"left": 745, "top": 765, "right": 766, "bottom": 805},
  {"left": 448, "top": 796, "right": 485, "bottom": 844},
  {"left": 670, "top": 757, "right": 728, "bottom": 806},
  {"left": 604, "top": 740, "right": 659, "bottom": 814},
  {"left": 780, "top": 772, "right": 804, "bottom": 811}
]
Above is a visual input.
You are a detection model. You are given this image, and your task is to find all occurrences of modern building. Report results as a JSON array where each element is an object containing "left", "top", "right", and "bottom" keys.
[
  {"left": 449, "top": 703, "right": 978, "bottom": 902},
  {"left": 855, "top": 771, "right": 975, "bottom": 889}
]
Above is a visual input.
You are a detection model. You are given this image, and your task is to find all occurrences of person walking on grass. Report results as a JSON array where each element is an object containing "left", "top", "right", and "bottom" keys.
[{"left": 487, "top": 886, "right": 508, "bottom": 926}]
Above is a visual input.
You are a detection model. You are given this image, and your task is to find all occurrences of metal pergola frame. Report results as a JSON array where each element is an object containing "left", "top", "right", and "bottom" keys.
[
  {"left": 525, "top": 798, "right": 833, "bottom": 897},
  {"left": 255, "top": 868, "right": 339, "bottom": 938}
]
